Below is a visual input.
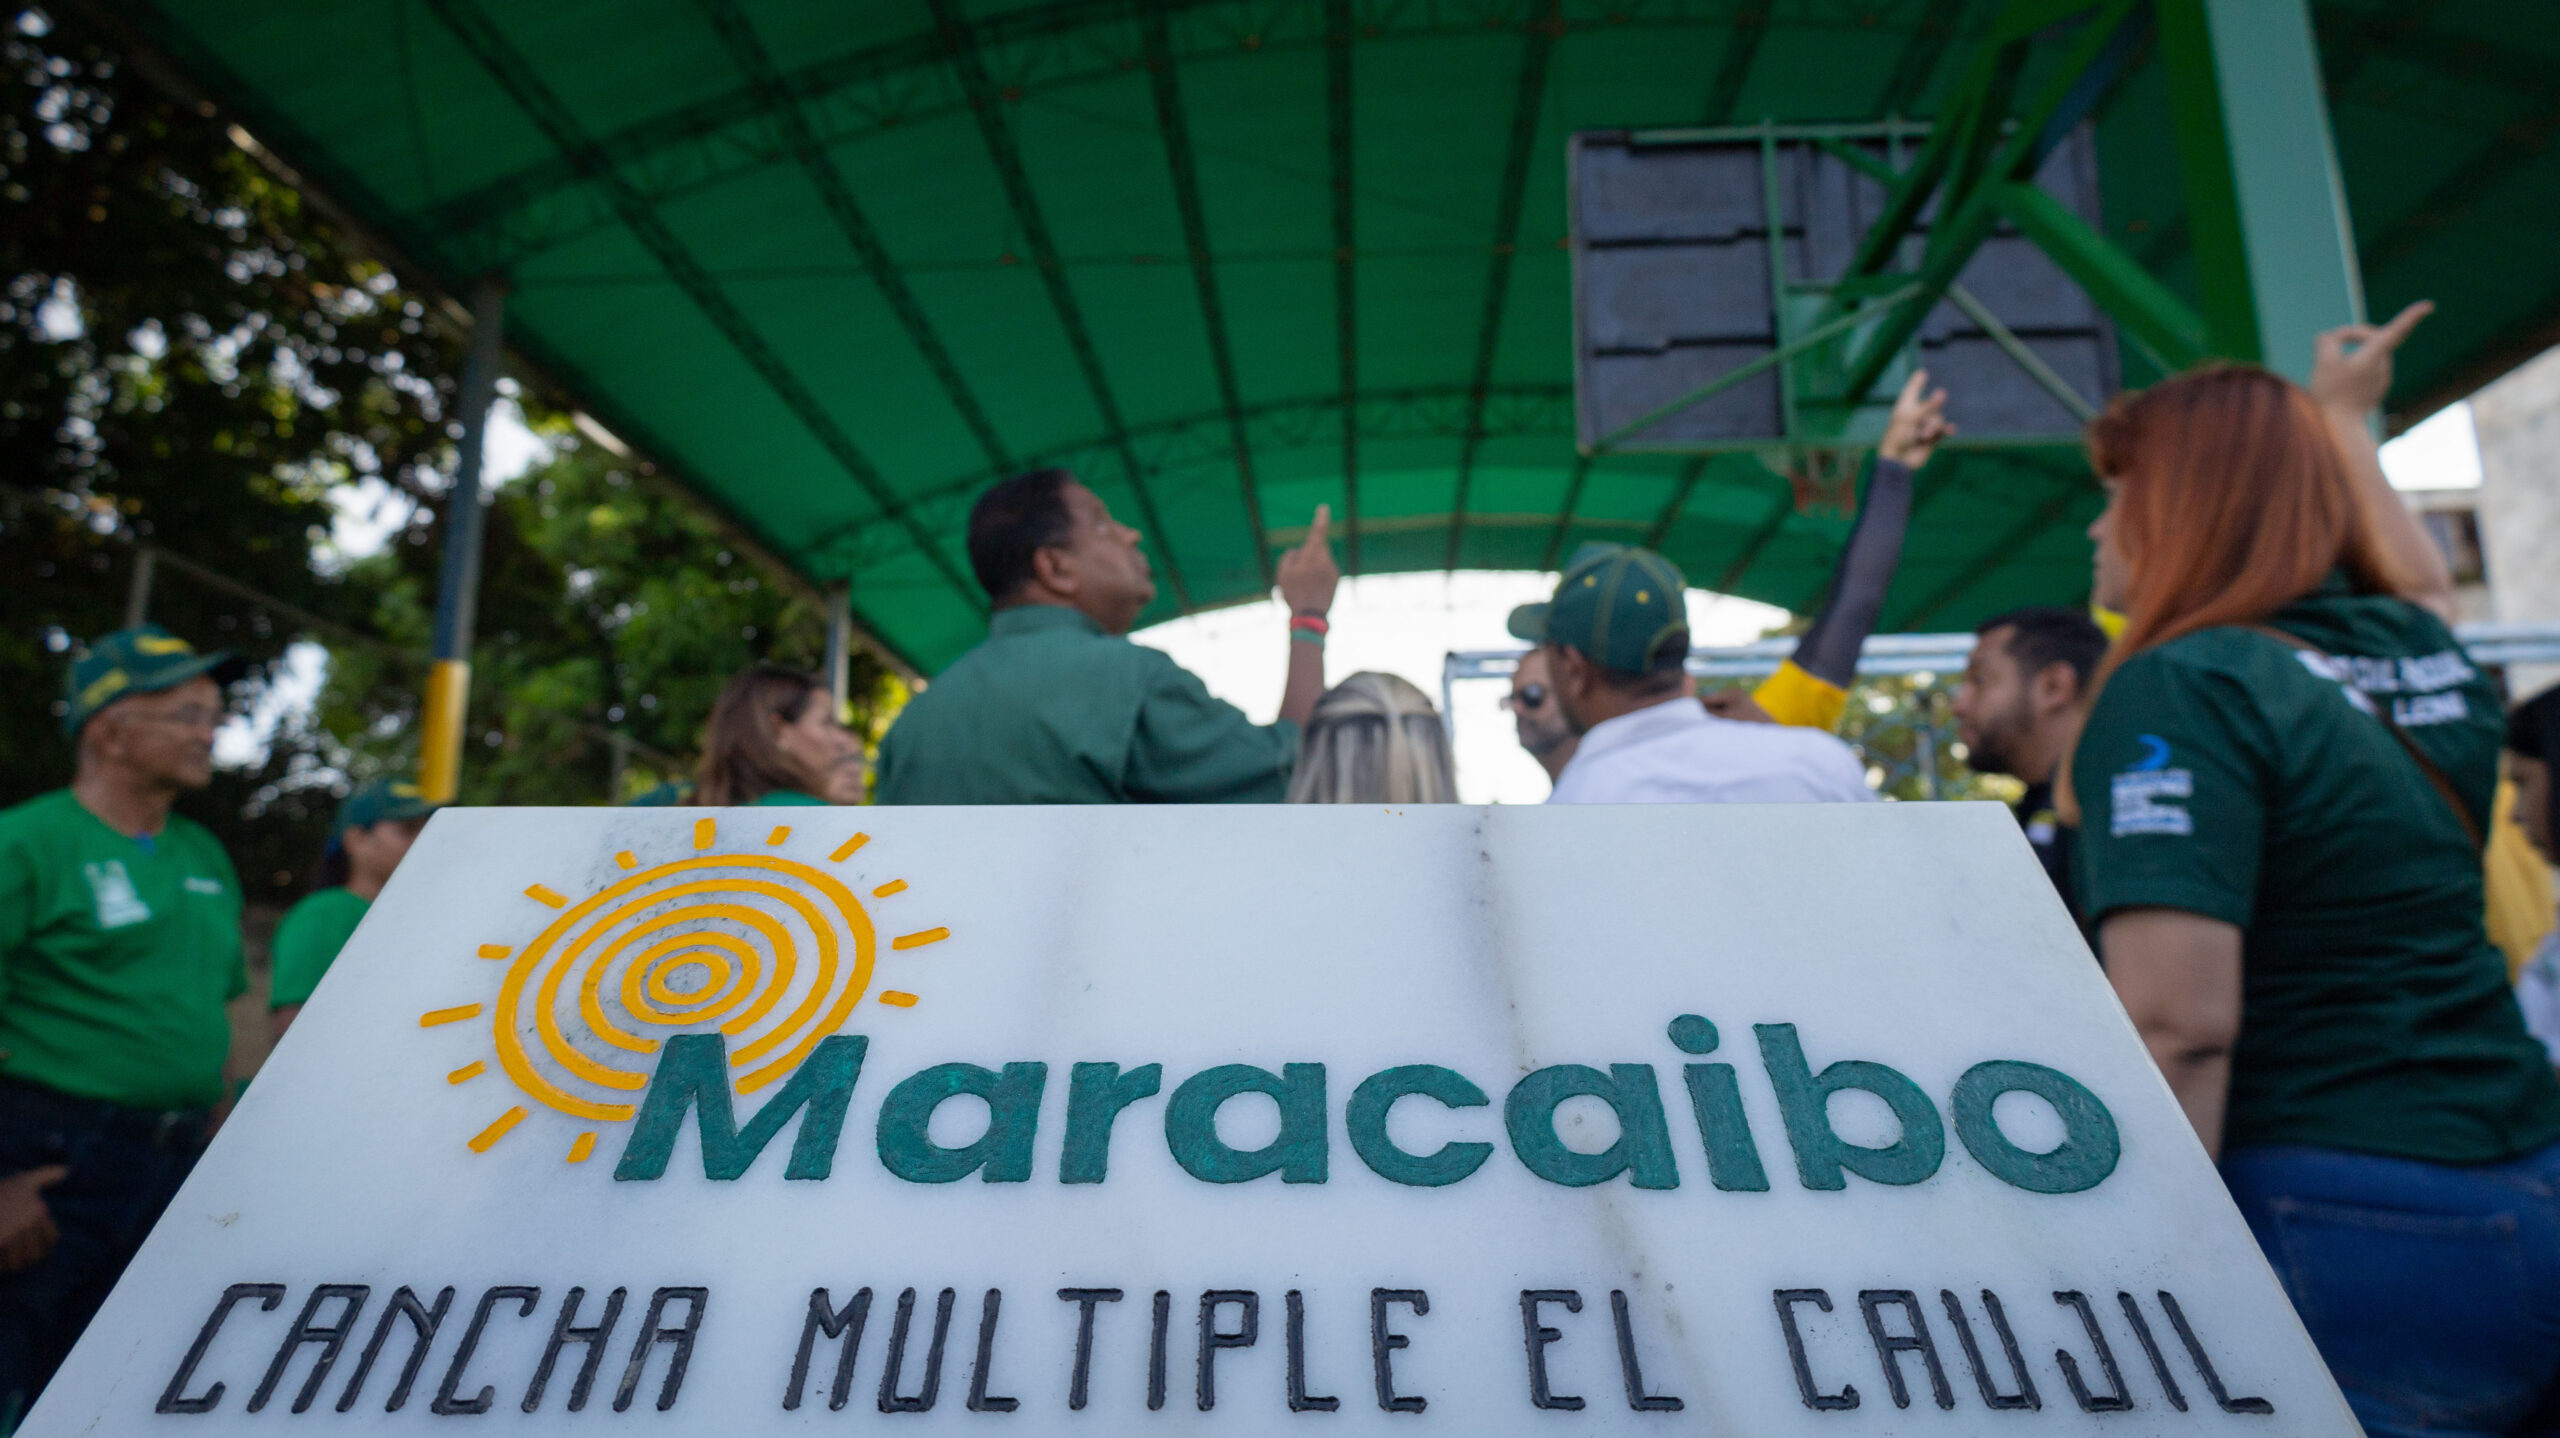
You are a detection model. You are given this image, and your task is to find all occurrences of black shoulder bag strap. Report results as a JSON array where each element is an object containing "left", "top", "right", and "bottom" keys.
[{"left": 2242, "top": 624, "right": 2484, "bottom": 848}]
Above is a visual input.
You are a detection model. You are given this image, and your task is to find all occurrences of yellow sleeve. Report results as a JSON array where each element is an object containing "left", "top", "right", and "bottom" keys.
[
  {"left": 2487, "top": 778, "right": 2557, "bottom": 980},
  {"left": 1751, "top": 659, "right": 1848, "bottom": 732}
]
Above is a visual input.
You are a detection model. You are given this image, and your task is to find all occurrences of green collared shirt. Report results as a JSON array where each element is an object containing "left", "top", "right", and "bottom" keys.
[{"left": 876, "top": 605, "right": 1299, "bottom": 805}]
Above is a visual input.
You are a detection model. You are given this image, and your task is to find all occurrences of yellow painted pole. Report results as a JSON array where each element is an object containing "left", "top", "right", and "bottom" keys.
[{"left": 418, "top": 277, "right": 508, "bottom": 802}]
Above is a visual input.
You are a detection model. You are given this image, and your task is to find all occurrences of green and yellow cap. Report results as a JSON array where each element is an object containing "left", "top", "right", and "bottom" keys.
[
  {"left": 334, "top": 777, "right": 439, "bottom": 837},
  {"left": 1507, "top": 542, "right": 1691, "bottom": 674},
  {"left": 63, "top": 624, "right": 246, "bottom": 735}
]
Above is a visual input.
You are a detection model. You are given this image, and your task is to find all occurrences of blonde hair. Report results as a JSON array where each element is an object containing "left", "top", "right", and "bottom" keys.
[{"left": 1287, "top": 673, "right": 1458, "bottom": 804}]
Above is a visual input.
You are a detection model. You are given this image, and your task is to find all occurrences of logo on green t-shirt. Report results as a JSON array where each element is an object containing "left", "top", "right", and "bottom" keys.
[
  {"left": 83, "top": 859, "right": 152, "bottom": 928},
  {"left": 2110, "top": 734, "right": 2193, "bottom": 838}
]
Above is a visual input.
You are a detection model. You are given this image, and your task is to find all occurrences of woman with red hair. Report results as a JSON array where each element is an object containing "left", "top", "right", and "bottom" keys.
[{"left": 2072, "top": 305, "right": 2560, "bottom": 1434}]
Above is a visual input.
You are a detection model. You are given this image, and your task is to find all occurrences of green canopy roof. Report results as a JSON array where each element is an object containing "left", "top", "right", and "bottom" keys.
[{"left": 110, "top": 0, "right": 2560, "bottom": 672}]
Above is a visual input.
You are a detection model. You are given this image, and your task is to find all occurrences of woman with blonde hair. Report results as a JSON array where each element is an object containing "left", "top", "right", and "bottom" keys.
[
  {"left": 2070, "top": 305, "right": 2560, "bottom": 1434},
  {"left": 1286, "top": 672, "right": 1457, "bottom": 804},
  {"left": 694, "top": 665, "right": 866, "bottom": 806}
]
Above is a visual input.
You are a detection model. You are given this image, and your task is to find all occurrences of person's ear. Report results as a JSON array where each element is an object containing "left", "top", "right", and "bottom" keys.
[
  {"left": 1030, "top": 543, "right": 1077, "bottom": 596},
  {"left": 2030, "top": 662, "right": 2078, "bottom": 716},
  {"left": 1553, "top": 646, "right": 1590, "bottom": 698},
  {"left": 79, "top": 714, "right": 122, "bottom": 765}
]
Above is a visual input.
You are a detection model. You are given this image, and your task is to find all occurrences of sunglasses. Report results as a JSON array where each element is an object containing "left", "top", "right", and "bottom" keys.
[{"left": 1502, "top": 682, "right": 1549, "bottom": 710}]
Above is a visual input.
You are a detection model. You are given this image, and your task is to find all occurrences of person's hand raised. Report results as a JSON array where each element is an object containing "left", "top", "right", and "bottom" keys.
[
  {"left": 2313, "top": 299, "right": 2432, "bottom": 418},
  {"left": 1276, "top": 503, "right": 1341, "bottom": 617},
  {"left": 0, "top": 1165, "right": 67, "bottom": 1274},
  {"left": 1879, "top": 368, "right": 1956, "bottom": 469}
]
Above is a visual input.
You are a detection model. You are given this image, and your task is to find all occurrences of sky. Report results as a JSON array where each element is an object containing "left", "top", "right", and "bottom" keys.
[{"left": 224, "top": 397, "right": 2488, "bottom": 789}]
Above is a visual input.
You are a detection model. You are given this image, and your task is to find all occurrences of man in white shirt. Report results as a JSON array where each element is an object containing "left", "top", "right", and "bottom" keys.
[{"left": 1507, "top": 544, "right": 1874, "bottom": 805}]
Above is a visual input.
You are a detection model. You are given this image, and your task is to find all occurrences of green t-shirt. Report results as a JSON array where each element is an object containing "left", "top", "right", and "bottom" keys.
[
  {"left": 2072, "top": 578, "right": 2560, "bottom": 1164},
  {"left": 876, "top": 604, "right": 1299, "bottom": 805},
  {"left": 753, "top": 790, "right": 828, "bottom": 807},
  {"left": 269, "top": 885, "right": 370, "bottom": 1009},
  {"left": 0, "top": 790, "right": 247, "bottom": 1110}
]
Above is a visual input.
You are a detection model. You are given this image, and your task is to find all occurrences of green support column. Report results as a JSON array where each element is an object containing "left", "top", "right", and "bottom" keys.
[{"left": 2156, "top": 0, "right": 2364, "bottom": 381}]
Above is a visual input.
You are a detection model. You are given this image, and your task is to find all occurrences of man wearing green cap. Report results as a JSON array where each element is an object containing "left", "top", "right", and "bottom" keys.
[
  {"left": 1509, "top": 547, "right": 1874, "bottom": 804},
  {"left": 268, "top": 778, "right": 439, "bottom": 1040},
  {"left": 0, "top": 625, "right": 249, "bottom": 1421}
]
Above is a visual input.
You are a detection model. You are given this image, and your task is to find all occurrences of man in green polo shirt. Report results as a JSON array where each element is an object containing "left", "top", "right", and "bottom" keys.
[
  {"left": 876, "top": 468, "right": 1339, "bottom": 804},
  {"left": 0, "top": 625, "right": 248, "bottom": 1425}
]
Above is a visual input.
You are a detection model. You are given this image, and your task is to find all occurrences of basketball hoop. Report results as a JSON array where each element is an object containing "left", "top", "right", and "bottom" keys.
[{"left": 1786, "top": 446, "right": 1862, "bottom": 517}]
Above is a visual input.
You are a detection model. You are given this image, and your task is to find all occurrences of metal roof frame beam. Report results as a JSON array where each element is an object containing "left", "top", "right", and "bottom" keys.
[
  {"left": 1139, "top": 0, "right": 1271, "bottom": 587},
  {"left": 1873, "top": 0, "right": 1969, "bottom": 119},
  {"left": 1444, "top": 1, "right": 1561, "bottom": 570},
  {"left": 1326, "top": 0, "right": 1358, "bottom": 575},
  {"left": 1700, "top": 0, "right": 1774, "bottom": 124},
  {"left": 421, "top": 0, "right": 987, "bottom": 621},
  {"left": 428, "top": 0, "right": 1884, "bottom": 266},
  {"left": 2363, "top": 96, "right": 2560, "bottom": 279},
  {"left": 2313, "top": 0, "right": 2454, "bottom": 97},
  {"left": 927, "top": 0, "right": 1194, "bottom": 611},
  {"left": 1890, "top": 473, "right": 2091, "bottom": 629},
  {"left": 692, "top": 0, "right": 1015, "bottom": 477},
  {"left": 1824, "top": 0, "right": 2162, "bottom": 409},
  {"left": 1537, "top": 451, "right": 1595, "bottom": 572},
  {"left": 807, "top": 383, "right": 1575, "bottom": 571},
  {"left": 1715, "top": 484, "right": 1798, "bottom": 593},
  {"left": 1642, "top": 457, "right": 1712, "bottom": 550}
]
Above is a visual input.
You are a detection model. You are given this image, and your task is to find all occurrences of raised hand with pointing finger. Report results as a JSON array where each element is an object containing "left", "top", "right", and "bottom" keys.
[
  {"left": 1276, "top": 503, "right": 1341, "bottom": 618},
  {"left": 2308, "top": 299, "right": 2456, "bottom": 618},
  {"left": 1880, "top": 367, "right": 1957, "bottom": 469},
  {"left": 2312, "top": 299, "right": 2432, "bottom": 420},
  {"left": 1275, "top": 504, "right": 1341, "bottom": 729}
]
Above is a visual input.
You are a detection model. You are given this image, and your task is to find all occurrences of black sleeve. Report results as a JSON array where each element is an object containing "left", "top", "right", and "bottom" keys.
[{"left": 1788, "top": 457, "right": 1915, "bottom": 689}]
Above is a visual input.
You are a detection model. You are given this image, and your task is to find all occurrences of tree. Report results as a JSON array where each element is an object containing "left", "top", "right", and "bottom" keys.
[
  {"left": 1831, "top": 672, "right": 2016, "bottom": 804},
  {"left": 0, "top": 4, "right": 904, "bottom": 910},
  {"left": 0, "top": 2, "right": 464, "bottom": 893},
  {"left": 314, "top": 414, "right": 905, "bottom": 808}
]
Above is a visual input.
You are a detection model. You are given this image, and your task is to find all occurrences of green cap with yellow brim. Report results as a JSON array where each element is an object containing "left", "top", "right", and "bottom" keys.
[
  {"left": 1506, "top": 542, "right": 1692, "bottom": 674},
  {"left": 333, "top": 777, "right": 440, "bottom": 838},
  {"left": 63, "top": 624, "right": 248, "bottom": 736}
]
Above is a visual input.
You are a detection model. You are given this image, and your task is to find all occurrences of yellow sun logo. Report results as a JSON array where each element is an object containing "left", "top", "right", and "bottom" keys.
[{"left": 420, "top": 818, "right": 949, "bottom": 1163}]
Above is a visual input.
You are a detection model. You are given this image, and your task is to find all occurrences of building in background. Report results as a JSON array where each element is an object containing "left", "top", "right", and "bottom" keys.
[{"left": 2473, "top": 347, "right": 2560, "bottom": 700}]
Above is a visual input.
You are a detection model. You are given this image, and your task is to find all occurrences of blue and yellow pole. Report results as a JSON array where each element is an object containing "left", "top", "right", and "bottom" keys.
[{"left": 419, "top": 277, "right": 509, "bottom": 803}]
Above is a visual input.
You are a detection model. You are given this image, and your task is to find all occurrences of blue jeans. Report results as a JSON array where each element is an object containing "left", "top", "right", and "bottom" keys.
[
  {"left": 0, "top": 1080, "right": 206, "bottom": 1434},
  {"left": 2223, "top": 1142, "right": 2560, "bottom": 1437}
]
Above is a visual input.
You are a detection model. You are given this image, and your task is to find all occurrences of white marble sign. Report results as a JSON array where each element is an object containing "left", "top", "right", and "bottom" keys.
[{"left": 28, "top": 803, "right": 2353, "bottom": 1434}]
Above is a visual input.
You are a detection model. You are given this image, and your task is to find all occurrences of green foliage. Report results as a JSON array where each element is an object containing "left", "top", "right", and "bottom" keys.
[
  {"left": 0, "top": 7, "right": 903, "bottom": 903},
  {"left": 1834, "top": 673, "right": 2018, "bottom": 805},
  {"left": 318, "top": 423, "right": 904, "bottom": 806},
  {"left": 1697, "top": 664, "right": 2017, "bottom": 806},
  {"left": 0, "top": 4, "right": 461, "bottom": 891}
]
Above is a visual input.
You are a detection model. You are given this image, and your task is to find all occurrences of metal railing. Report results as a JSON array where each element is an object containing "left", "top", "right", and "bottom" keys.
[{"left": 1444, "top": 621, "right": 2560, "bottom": 796}]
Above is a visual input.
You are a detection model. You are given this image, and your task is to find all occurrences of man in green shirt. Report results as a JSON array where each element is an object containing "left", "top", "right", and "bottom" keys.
[
  {"left": 876, "top": 468, "right": 1340, "bottom": 804},
  {"left": 0, "top": 625, "right": 247, "bottom": 1425},
  {"left": 268, "top": 777, "right": 438, "bottom": 1039}
]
